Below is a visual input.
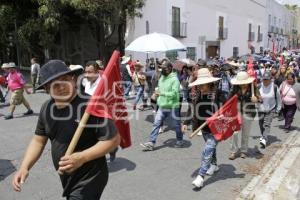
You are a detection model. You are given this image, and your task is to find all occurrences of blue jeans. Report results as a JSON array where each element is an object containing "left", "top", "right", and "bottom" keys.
[
  {"left": 123, "top": 81, "right": 132, "bottom": 97},
  {"left": 149, "top": 108, "right": 183, "bottom": 143},
  {"left": 134, "top": 85, "right": 144, "bottom": 105},
  {"left": 198, "top": 132, "right": 218, "bottom": 176}
]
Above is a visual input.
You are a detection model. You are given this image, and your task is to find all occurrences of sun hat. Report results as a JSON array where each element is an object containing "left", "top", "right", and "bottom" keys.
[
  {"left": 231, "top": 71, "right": 255, "bottom": 85},
  {"left": 8, "top": 62, "right": 16, "bottom": 68},
  {"left": 189, "top": 68, "right": 221, "bottom": 87},
  {"left": 36, "top": 60, "right": 82, "bottom": 90},
  {"left": 1, "top": 63, "right": 10, "bottom": 69},
  {"left": 121, "top": 56, "right": 131, "bottom": 64}
]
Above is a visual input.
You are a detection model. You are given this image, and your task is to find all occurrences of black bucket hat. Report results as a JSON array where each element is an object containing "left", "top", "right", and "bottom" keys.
[{"left": 36, "top": 60, "right": 80, "bottom": 90}]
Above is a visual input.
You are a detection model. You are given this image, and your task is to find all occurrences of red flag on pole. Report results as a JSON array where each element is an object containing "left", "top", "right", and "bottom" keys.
[
  {"left": 272, "top": 39, "right": 276, "bottom": 54},
  {"left": 247, "top": 56, "right": 257, "bottom": 81},
  {"left": 85, "top": 51, "right": 131, "bottom": 148},
  {"left": 206, "top": 95, "right": 241, "bottom": 141}
]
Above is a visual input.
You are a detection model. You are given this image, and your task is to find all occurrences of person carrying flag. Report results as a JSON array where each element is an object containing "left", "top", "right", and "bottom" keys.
[
  {"left": 12, "top": 60, "right": 120, "bottom": 200},
  {"left": 182, "top": 68, "right": 222, "bottom": 188}
]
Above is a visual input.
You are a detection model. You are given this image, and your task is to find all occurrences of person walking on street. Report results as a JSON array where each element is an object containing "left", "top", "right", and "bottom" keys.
[
  {"left": 12, "top": 60, "right": 120, "bottom": 200},
  {"left": 120, "top": 56, "right": 133, "bottom": 99},
  {"left": 181, "top": 68, "right": 222, "bottom": 188},
  {"left": 228, "top": 71, "right": 261, "bottom": 159},
  {"left": 3, "top": 62, "right": 33, "bottom": 120},
  {"left": 132, "top": 62, "right": 146, "bottom": 110},
  {"left": 30, "top": 58, "right": 40, "bottom": 93},
  {"left": 279, "top": 72, "right": 300, "bottom": 132},
  {"left": 140, "top": 59, "right": 184, "bottom": 151},
  {"left": 258, "top": 71, "right": 282, "bottom": 148}
]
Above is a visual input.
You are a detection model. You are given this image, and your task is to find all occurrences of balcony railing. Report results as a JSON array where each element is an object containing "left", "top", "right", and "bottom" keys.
[
  {"left": 248, "top": 32, "right": 255, "bottom": 41},
  {"left": 171, "top": 21, "right": 187, "bottom": 38},
  {"left": 257, "top": 33, "right": 263, "bottom": 42},
  {"left": 218, "top": 27, "right": 228, "bottom": 40}
]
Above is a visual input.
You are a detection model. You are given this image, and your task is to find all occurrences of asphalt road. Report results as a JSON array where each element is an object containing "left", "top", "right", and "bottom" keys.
[{"left": 0, "top": 91, "right": 296, "bottom": 200}]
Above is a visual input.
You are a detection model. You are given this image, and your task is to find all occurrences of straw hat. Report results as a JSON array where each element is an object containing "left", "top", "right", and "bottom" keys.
[
  {"left": 121, "top": 56, "right": 130, "bottom": 64},
  {"left": 231, "top": 71, "right": 255, "bottom": 85},
  {"left": 1, "top": 63, "right": 10, "bottom": 69},
  {"left": 189, "top": 68, "right": 221, "bottom": 87}
]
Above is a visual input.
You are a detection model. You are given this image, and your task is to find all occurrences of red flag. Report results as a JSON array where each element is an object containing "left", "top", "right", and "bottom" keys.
[
  {"left": 206, "top": 95, "right": 241, "bottom": 141},
  {"left": 247, "top": 56, "right": 257, "bottom": 81},
  {"left": 85, "top": 51, "right": 131, "bottom": 148}
]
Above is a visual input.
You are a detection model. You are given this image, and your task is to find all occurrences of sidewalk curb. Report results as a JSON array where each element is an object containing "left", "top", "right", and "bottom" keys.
[{"left": 236, "top": 130, "right": 300, "bottom": 200}]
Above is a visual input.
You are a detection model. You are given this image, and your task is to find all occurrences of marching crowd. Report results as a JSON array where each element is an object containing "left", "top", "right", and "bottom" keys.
[{"left": 1, "top": 48, "right": 300, "bottom": 199}]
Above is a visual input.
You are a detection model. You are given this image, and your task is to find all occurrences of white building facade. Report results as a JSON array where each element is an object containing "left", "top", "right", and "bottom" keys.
[
  {"left": 126, "top": 0, "right": 298, "bottom": 61},
  {"left": 264, "top": 0, "right": 298, "bottom": 52}
]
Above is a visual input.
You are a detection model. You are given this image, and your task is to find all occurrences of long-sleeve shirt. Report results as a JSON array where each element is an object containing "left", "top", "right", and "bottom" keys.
[{"left": 259, "top": 83, "right": 282, "bottom": 112}]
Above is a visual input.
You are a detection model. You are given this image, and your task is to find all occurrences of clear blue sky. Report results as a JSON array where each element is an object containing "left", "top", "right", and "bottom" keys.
[{"left": 277, "top": 0, "right": 300, "bottom": 6}]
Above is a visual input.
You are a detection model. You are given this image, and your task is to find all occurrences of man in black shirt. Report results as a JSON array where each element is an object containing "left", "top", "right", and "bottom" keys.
[{"left": 12, "top": 60, "right": 120, "bottom": 200}]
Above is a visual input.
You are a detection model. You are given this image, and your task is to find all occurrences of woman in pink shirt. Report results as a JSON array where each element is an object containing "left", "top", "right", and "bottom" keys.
[
  {"left": 279, "top": 73, "right": 299, "bottom": 132},
  {"left": 3, "top": 62, "right": 33, "bottom": 120}
]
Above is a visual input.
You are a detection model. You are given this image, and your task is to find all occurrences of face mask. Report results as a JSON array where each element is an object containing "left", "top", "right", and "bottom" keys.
[{"left": 161, "top": 69, "right": 169, "bottom": 76}]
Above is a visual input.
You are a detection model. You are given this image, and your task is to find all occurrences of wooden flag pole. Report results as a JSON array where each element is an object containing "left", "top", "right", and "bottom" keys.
[
  {"left": 58, "top": 112, "right": 90, "bottom": 174},
  {"left": 251, "top": 82, "right": 255, "bottom": 97},
  {"left": 65, "top": 112, "right": 90, "bottom": 156},
  {"left": 189, "top": 121, "right": 208, "bottom": 139}
]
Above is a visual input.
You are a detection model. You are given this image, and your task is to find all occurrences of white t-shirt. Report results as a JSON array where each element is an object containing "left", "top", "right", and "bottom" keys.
[
  {"left": 31, "top": 63, "right": 40, "bottom": 75},
  {"left": 82, "top": 76, "right": 101, "bottom": 95}
]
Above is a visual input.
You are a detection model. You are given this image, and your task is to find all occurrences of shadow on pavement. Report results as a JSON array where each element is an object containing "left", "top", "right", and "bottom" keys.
[
  {"left": 154, "top": 138, "right": 192, "bottom": 151},
  {"left": 13, "top": 113, "right": 39, "bottom": 119},
  {"left": 191, "top": 164, "right": 245, "bottom": 191},
  {"left": 251, "top": 135, "right": 281, "bottom": 146},
  {"left": 0, "top": 159, "right": 16, "bottom": 181},
  {"left": 108, "top": 157, "right": 136, "bottom": 173}
]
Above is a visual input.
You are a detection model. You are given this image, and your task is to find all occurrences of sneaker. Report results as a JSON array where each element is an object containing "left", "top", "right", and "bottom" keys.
[
  {"left": 228, "top": 153, "right": 237, "bottom": 160},
  {"left": 206, "top": 164, "right": 219, "bottom": 176},
  {"left": 140, "top": 142, "right": 154, "bottom": 151},
  {"left": 240, "top": 152, "right": 248, "bottom": 159},
  {"left": 23, "top": 109, "right": 33, "bottom": 115},
  {"left": 4, "top": 114, "right": 13, "bottom": 120},
  {"left": 192, "top": 175, "right": 204, "bottom": 188},
  {"left": 158, "top": 127, "right": 163, "bottom": 134},
  {"left": 174, "top": 140, "right": 184, "bottom": 148},
  {"left": 259, "top": 137, "right": 267, "bottom": 149}
]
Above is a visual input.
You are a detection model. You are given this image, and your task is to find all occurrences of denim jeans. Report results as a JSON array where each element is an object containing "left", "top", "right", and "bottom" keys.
[
  {"left": 198, "top": 132, "right": 218, "bottom": 176},
  {"left": 134, "top": 85, "right": 144, "bottom": 105},
  {"left": 258, "top": 110, "right": 275, "bottom": 139},
  {"left": 123, "top": 81, "right": 132, "bottom": 97},
  {"left": 149, "top": 108, "right": 183, "bottom": 143}
]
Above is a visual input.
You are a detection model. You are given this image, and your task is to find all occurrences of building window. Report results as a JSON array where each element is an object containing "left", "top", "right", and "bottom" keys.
[
  {"left": 248, "top": 23, "right": 253, "bottom": 41},
  {"left": 146, "top": 21, "right": 149, "bottom": 34},
  {"left": 172, "top": 7, "right": 180, "bottom": 37},
  {"left": 186, "top": 47, "right": 196, "bottom": 60},
  {"left": 233, "top": 47, "right": 239, "bottom": 58},
  {"left": 166, "top": 50, "right": 178, "bottom": 62},
  {"left": 218, "top": 16, "right": 227, "bottom": 40},
  {"left": 268, "top": 14, "right": 271, "bottom": 31}
]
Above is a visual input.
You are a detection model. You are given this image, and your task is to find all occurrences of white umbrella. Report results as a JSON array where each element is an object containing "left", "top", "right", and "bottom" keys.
[{"left": 125, "top": 32, "right": 186, "bottom": 53}]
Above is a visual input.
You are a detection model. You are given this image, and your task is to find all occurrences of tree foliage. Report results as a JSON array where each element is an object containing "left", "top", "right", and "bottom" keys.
[{"left": 0, "top": 0, "right": 144, "bottom": 63}]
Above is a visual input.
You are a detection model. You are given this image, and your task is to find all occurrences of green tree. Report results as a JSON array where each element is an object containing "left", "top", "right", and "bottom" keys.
[{"left": 0, "top": 0, "right": 144, "bottom": 64}]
